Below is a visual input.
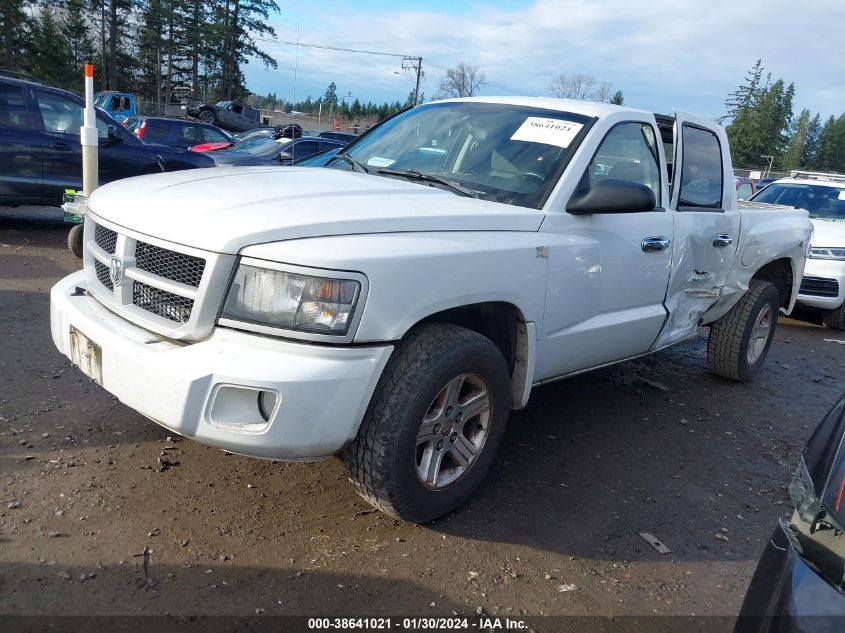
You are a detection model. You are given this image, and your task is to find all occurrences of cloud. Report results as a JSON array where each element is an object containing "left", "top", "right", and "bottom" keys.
[{"left": 245, "top": 0, "right": 845, "bottom": 118}]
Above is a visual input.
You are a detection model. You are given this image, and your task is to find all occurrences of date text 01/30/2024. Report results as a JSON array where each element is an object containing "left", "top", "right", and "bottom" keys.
[{"left": 306, "top": 617, "right": 529, "bottom": 630}]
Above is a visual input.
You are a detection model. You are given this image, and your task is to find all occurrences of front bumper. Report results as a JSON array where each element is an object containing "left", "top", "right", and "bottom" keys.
[
  {"left": 798, "top": 258, "right": 845, "bottom": 310},
  {"left": 734, "top": 521, "right": 845, "bottom": 633},
  {"left": 50, "top": 271, "right": 393, "bottom": 460}
]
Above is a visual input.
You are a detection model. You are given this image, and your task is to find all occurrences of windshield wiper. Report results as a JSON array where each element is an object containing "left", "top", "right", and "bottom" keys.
[
  {"left": 333, "top": 153, "right": 369, "bottom": 174},
  {"left": 376, "top": 168, "right": 478, "bottom": 198}
]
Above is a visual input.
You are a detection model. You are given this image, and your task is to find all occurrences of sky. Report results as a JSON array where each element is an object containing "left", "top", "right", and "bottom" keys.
[{"left": 242, "top": 0, "right": 845, "bottom": 121}]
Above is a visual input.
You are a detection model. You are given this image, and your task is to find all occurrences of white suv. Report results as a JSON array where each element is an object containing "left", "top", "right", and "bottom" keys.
[{"left": 751, "top": 171, "right": 845, "bottom": 330}]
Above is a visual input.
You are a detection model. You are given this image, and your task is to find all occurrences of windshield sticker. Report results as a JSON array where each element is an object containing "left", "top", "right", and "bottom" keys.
[
  {"left": 511, "top": 118, "right": 584, "bottom": 148},
  {"left": 366, "top": 156, "right": 395, "bottom": 168},
  {"left": 838, "top": 191, "right": 845, "bottom": 201}
]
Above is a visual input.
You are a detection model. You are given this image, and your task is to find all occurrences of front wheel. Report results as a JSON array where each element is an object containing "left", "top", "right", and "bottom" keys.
[
  {"left": 344, "top": 323, "right": 510, "bottom": 523},
  {"left": 707, "top": 279, "right": 780, "bottom": 382},
  {"left": 67, "top": 224, "right": 83, "bottom": 258},
  {"left": 822, "top": 304, "right": 845, "bottom": 331}
]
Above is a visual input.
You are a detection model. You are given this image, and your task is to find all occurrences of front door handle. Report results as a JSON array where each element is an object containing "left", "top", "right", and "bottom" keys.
[
  {"left": 50, "top": 142, "right": 71, "bottom": 151},
  {"left": 713, "top": 234, "right": 733, "bottom": 247},
  {"left": 641, "top": 236, "right": 671, "bottom": 252}
]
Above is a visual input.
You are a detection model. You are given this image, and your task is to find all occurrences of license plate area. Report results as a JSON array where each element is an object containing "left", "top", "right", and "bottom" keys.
[{"left": 69, "top": 326, "right": 102, "bottom": 385}]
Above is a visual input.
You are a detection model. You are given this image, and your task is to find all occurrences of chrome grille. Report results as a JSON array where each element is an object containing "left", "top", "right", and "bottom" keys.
[
  {"left": 135, "top": 241, "right": 205, "bottom": 288},
  {"left": 94, "top": 260, "right": 112, "bottom": 289},
  {"left": 132, "top": 282, "right": 194, "bottom": 323},
  {"left": 87, "top": 219, "right": 221, "bottom": 333},
  {"left": 94, "top": 224, "right": 117, "bottom": 254}
]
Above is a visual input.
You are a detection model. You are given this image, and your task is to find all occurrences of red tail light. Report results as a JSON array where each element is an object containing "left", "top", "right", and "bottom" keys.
[{"left": 138, "top": 120, "right": 146, "bottom": 139}]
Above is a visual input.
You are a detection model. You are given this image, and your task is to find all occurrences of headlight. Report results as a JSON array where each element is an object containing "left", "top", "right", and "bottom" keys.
[
  {"left": 809, "top": 247, "right": 845, "bottom": 260},
  {"left": 789, "top": 460, "right": 822, "bottom": 524},
  {"left": 221, "top": 263, "right": 361, "bottom": 336}
]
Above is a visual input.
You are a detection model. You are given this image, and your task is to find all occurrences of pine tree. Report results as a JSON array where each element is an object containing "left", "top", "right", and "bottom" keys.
[
  {"left": 813, "top": 115, "right": 845, "bottom": 172},
  {"left": 1, "top": 0, "right": 30, "bottom": 71},
  {"left": 26, "top": 7, "right": 75, "bottom": 89},
  {"left": 323, "top": 82, "right": 338, "bottom": 105},
  {"left": 610, "top": 90, "right": 624, "bottom": 105},
  {"left": 802, "top": 114, "right": 823, "bottom": 168},
  {"left": 782, "top": 109, "right": 811, "bottom": 171}
]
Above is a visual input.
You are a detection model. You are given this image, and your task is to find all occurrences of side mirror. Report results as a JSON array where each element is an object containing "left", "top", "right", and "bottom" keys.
[
  {"left": 277, "top": 152, "right": 293, "bottom": 162},
  {"left": 567, "top": 179, "right": 656, "bottom": 215}
]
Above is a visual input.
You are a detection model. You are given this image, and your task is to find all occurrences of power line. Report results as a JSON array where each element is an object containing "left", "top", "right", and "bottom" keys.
[
  {"left": 253, "top": 37, "right": 411, "bottom": 59},
  {"left": 253, "top": 37, "right": 539, "bottom": 98}
]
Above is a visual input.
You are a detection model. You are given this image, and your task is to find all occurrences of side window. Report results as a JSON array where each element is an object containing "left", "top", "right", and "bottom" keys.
[
  {"left": 737, "top": 183, "right": 753, "bottom": 200},
  {"left": 202, "top": 127, "right": 228, "bottom": 143},
  {"left": 0, "top": 85, "right": 30, "bottom": 129},
  {"left": 580, "top": 122, "right": 661, "bottom": 202},
  {"left": 178, "top": 125, "right": 204, "bottom": 144},
  {"left": 292, "top": 140, "right": 321, "bottom": 159},
  {"left": 143, "top": 121, "right": 171, "bottom": 144},
  {"left": 35, "top": 91, "right": 84, "bottom": 134},
  {"left": 678, "top": 125, "right": 723, "bottom": 209}
]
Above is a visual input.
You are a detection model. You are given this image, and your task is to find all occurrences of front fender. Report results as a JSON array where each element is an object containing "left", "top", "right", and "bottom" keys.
[{"left": 239, "top": 232, "right": 548, "bottom": 343}]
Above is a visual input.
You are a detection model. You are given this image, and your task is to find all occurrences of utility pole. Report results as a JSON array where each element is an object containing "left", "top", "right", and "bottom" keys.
[{"left": 402, "top": 56, "right": 423, "bottom": 106}]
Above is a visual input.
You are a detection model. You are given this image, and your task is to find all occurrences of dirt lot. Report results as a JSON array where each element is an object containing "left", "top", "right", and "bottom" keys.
[{"left": 1, "top": 216, "right": 844, "bottom": 626}]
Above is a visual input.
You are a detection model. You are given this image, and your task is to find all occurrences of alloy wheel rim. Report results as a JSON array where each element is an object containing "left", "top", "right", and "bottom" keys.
[
  {"left": 747, "top": 304, "right": 773, "bottom": 365},
  {"left": 415, "top": 373, "right": 491, "bottom": 490}
]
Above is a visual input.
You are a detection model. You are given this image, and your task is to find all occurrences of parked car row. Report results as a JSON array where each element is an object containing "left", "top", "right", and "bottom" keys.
[{"left": 0, "top": 75, "right": 213, "bottom": 207}]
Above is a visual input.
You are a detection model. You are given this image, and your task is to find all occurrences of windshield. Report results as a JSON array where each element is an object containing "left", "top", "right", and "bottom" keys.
[
  {"left": 342, "top": 102, "right": 591, "bottom": 209},
  {"left": 752, "top": 183, "right": 845, "bottom": 220},
  {"left": 229, "top": 136, "right": 291, "bottom": 157}
]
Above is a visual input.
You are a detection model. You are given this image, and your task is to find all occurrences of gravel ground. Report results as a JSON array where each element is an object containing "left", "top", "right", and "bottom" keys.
[{"left": 1, "top": 215, "right": 844, "bottom": 624}]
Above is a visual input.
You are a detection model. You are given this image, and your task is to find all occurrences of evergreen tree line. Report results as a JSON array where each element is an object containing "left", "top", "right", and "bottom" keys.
[
  {"left": 1, "top": 0, "right": 280, "bottom": 102},
  {"left": 724, "top": 60, "right": 844, "bottom": 173},
  {"left": 245, "top": 82, "right": 421, "bottom": 122}
]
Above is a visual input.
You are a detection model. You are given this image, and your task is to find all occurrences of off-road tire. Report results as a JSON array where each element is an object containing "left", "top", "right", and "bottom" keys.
[
  {"left": 343, "top": 323, "right": 510, "bottom": 523},
  {"left": 822, "top": 304, "right": 845, "bottom": 331},
  {"left": 68, "top": 224, "right": 84, "bottom": 258},
  {"left": 198, "top": 110, "right": 216, "bottom": 125},
  {"left": 707, "top": 279, "right": 780, "bottom": 382}
]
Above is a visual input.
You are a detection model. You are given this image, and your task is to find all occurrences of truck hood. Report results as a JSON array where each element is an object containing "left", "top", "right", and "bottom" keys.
[
  {"left": 87, "top": 167, "right": 543, "bottom": 253},
  {"left": 810, "top": 218, "right": 845, "bottom": 246}
]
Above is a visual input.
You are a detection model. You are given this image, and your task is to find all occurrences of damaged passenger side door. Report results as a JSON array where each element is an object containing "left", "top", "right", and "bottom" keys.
[{"left": 658, "top": 111, "right": 741, "bottom": 347}]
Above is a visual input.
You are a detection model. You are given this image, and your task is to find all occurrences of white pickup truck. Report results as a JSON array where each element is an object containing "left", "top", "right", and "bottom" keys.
[{"left": 50, "top": 97, "right": 812, "bottom": 522}]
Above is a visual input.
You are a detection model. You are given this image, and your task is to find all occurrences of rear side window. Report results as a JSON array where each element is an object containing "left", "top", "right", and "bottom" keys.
[
  {"left": 291, "top": 140, "right": 322, "bottom": 159},
  {"left": 678, "top": 125, "right": 723, "bottom": 209},
  {"left": 177, "top": 124, "right": 204, "bottom": 145},
  {"left": 202, "top": 127, "right": 228, "bottom": 143},
  {"left": 0, "top": 85, "right": 30, "bottom": 129},
  {"left": 143, "top": 121, "right": 171, "bottom": 144}
]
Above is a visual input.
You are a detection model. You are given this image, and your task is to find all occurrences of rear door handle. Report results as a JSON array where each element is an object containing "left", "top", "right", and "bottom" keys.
[
  {"left": 641, "top": 236, "right": 671, "bottom": 252},
  {"left": 50, "top": 142, "right": 71, "bottom": 151},
  {"left": 713, "top": 234, "right": 733, "bottom": 247}
]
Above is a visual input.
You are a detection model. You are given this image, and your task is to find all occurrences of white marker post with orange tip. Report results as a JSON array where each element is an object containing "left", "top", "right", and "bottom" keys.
[{"left": 81, "top": 64, "right": 98, "bottom": 197}]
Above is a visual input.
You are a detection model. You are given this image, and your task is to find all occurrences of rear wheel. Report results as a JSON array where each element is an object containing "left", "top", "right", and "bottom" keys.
[
  {"left": 67, "top": 224, "right": 83, "bottom": 258},
  {"left": 198, "top": 110, "right": 216, "bottom": 125},
  {"left": 344, "top": 323, "right": 510, "bottom": 523},
  {"left": 707, "top": 279, "right": 780, "bottom": 382},
  {"left": 822, "top": 304, "right": 845, "bottom": 331}
]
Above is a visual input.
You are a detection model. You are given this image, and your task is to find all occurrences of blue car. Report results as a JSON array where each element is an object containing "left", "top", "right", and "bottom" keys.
[
  {"left": 209, "top": 135, "right": 346, "bottom": 166},
  {"left": 0, "top": 76, "right": 214, "bottom": 207}
]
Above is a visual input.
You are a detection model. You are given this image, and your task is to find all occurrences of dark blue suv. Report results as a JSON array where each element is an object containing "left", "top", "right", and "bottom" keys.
[{"left": 0, "top": 76, "right": 214, "bottom": 207}]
